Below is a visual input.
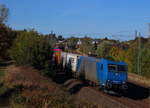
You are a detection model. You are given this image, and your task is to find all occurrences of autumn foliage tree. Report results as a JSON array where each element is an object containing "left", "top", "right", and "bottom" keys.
[{"left": 109, "top": 45, "right": 127, "bottom": 62}]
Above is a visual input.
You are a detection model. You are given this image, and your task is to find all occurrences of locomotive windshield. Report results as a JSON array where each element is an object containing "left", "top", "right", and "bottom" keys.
[
  {"left": 108, "top": 64, "right": 117, "bottom": 72},
  {"left": 108, "top": 64, "right": 127, "bottom": 72},
  {"left": 118, "top": 65, "right": 127, "bottom": 72}
]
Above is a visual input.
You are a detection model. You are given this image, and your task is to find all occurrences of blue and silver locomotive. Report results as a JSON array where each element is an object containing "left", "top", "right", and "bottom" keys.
[{"left": 76, "top": 56, "right": 128, "bottom": 91}]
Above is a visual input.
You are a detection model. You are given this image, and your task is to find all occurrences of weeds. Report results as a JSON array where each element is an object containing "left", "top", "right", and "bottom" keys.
[
  {"left": 0, "top": 65, "right": 94, "bottom": 108},
  {"left": 0, "top": 65, "right": 75, "bottom": 108}
]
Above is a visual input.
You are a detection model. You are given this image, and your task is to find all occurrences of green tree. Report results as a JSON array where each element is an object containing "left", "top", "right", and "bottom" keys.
[
  {"left": 140, "top": 41, "right": 150, "bottom": 78},
  {"left": 0, "top": 24, "right": 16, "bottom": 59},
  {"left": 96, "top": 40, "right": 113, "bottom": 59},
  {"left": 0, "top": 5, "right": 14, "bottom": 60},
  {"left": 67, "top": 37, "right": 78, "bottom": 50},
  {"left": 45, "top": 33, "right": 57, "bottom": 47},
  {"left": 9, "top": 30, "right": 53, "bottom": 71},
  {"left": 79, "top": 37, "right": 94, "bottom": 54},
  {"left": 126, "top": 38, "right": 146, "bottom": 75},
  {"left": 126, "top": 41, "right": 138, "bottom": 74}
]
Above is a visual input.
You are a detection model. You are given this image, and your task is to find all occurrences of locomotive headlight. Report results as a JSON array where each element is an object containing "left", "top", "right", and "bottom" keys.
[{"left": 122, "top": 81, "right": 126, "bottom": 84}]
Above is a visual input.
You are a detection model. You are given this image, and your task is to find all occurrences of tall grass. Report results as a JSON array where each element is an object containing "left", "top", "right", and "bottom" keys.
[{"left": 2, "top": 65, "right": 75, "bottom": 108}]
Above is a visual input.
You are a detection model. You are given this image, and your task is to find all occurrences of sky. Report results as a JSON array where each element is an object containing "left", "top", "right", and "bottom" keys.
[{"left": 1, "top": 0, "right": 150, "bottom": 39}]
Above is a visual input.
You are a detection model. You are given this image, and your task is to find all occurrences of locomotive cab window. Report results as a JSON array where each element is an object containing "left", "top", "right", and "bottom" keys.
[
  {"left": 117, "top": 65, "right": 127, "bottom": 72},
  {"left": 108, "top": 64, "right": 117, "bottom": 72},
  {"left": 108, "top": 64, "right": 127, "bottom": 72}
]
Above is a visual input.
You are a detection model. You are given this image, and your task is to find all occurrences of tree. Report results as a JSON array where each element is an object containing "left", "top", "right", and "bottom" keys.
[
  {"left": 96, "top": 40, "right": 113, "bottom": 59},
  {"left": 0, "top": 5, "right": 12, "bottom": 59},
  {"left": 0, "top": 24, "right": 16, "bottom": 59},
  {"left": 140, "top": 41, "right": 150, "bottom": 78},
  {"left": 109, "top": 45, "right": 127, "bottom": 61},
  {"left": 79, "top": 37, "right": 94, "bottom": 54},
  {"left": 45, "top": 33, "right": 57, "bottom": 47},
  {"left": 57, "top": 35, "right": 64, "bottom": 41},
  {"left": 126, "top": 38, "right": 144, "bottom": 75},
  {"left": 0, "top": 4, "right": 9, "bottom": 24},
  {"left": 67, "top": 37, "right": 78, "bottom": 50},
  {"left": 9, "top": 30, "right": 53, "bottom": 71}
]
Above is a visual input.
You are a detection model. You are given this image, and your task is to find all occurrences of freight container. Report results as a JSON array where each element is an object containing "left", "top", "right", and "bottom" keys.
[
  {"left": 60, "top": 52, "right": 67, "bottom": 68},
  {"left": 66, "top": 53, "right": 80, "bottom": 72},
  {"left": 53, "top": 48, "right": 62, "bottom": 64}
]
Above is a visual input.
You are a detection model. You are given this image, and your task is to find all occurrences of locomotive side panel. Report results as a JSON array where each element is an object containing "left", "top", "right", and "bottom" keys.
[
  {"left": 77, "top": 56, "right": 100, "bottom": 83},
  {"left": 84, "top": 59, "right": 98, "bottom": 83}
]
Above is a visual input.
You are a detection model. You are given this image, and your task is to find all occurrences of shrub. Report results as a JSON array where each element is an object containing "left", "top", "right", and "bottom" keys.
[
  {"left": 0, "top": 24, "right": 16, "bottom": 59},
  {"left": 9, "top": 30, "right": 53, "bottom": 72},
  {"left": 3, "top": 65, "right": 75, "bottom": 108}
]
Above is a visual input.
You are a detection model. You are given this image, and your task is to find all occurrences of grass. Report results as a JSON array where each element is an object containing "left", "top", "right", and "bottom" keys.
[
  {"left": 0, "top": 65, "right": 76, "bottom": 108},
  {"left": 0, "top": 64, "right": 94, "bottom": 108},
  {"left": 0, "top": 60, "right": 8, "bottom": 83},
  {"left": 0, "top": 62, "right": 10, "bottom": 107},
  {"left": 0, "top": 67, "right": 5, "bottom": 78},
  {"left": 0, "top": 59, "right": 12, "bottom": 74},
  {"left": 0, "top": 63, "right": 6, "bottom": 85}
]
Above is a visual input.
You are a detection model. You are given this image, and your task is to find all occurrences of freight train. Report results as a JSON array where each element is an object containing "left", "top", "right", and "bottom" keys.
[{"left": 53, "top": 48, "right": 128, "bottom": 93}]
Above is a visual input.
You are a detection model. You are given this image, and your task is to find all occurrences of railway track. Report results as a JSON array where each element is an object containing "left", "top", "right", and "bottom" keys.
[
  {"left": 100, "top": 88, "right": 149, "bottom": 108},
  {"left": 87, "top": 85, "right": 149, "bottom": 108},
  {"left": 64, "top": 79, "right": 149, "bottom": 108}
]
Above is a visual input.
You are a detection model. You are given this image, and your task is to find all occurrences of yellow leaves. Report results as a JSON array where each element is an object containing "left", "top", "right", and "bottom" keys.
[
  {"left": 109, "top": 46, "right": 126, "bottom": 61},
  {"left": 110, "top": 46, "right": 119, "bottom": 59}
]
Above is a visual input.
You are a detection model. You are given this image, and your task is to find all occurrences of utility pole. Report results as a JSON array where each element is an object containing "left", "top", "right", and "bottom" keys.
[
  {"left": 135, "top": 30, "right": 138, "bottom": 38},
  {"left": 148, "top": 23, "right": 150, "bottom": 38},
  {"left": 50, "top": 30, "right": 54, "bottom": 34},
  {"left": 137, "top": 32, "right": 141, "bottom": 76}
]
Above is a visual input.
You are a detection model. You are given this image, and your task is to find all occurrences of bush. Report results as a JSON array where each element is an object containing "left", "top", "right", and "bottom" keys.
[
  {"left": 0, "top": 24, "right": 16, "bottom": 59},
  {"left": 140, "top": 41, "right": 150, "bottom": 78},
  {"left": 96, "top": 40, "right": 113, "bottom": 59},
  {"left": 3, "top": 65, "right": 75, "bottom": 108},
  {"left": 9, "top": 30, "right": 53, "bottom": 72}
]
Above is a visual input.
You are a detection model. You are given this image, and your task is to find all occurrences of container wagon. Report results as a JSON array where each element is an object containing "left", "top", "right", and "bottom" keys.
[{"left": 60, "top": 52, "right": 80, "bottom": 73}]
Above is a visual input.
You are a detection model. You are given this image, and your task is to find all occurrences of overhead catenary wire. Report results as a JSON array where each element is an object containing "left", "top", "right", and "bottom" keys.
[{"left": 55, "top": 30, "right": 137, "bottom": 41}]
